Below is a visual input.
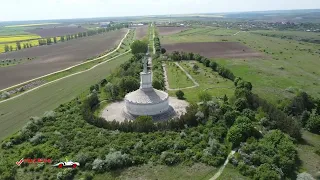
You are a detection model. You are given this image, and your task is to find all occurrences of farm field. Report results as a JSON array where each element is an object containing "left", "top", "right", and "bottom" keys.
[
  {"left": 161, "top": 27, "right": 320, "bottom": 103},
  {"left": 26, "top": 26, "right": 87, "bottom": 37},
  {"left": 0, "top": 53, "right": 131, "bottom": 140},
  {"left": 135, "top": 25, "right": 148, "bottom": 39},
  {"left": 163, "top": 42, "right": 264, "bottom": 58},
  {"left": 165, "top": 62, "right": 194, "bottom": 89},
  {"left": 4, "top": 23, "right": 60, "bottom": 28},
  {"left": 166, "top": 61, "right": 235, "bottom": 103},
  {"left": 0, "top": 34, "right": 41, "bottom": 43},
  {"left": 157, "top": 26, "right": 190, "bottom": 35},
  {"left": 0, "top": 29, "right": 127, "bottom": 90}
]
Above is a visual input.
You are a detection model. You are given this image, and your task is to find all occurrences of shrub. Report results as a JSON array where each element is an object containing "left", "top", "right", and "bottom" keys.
[
  {"left": 1, "top": 91, "right": 10, "bottom": 99},
  {"left": 176, "top": 90, "right": 185, "bottom": 100},
  {"left": 29, "top": 132, "right": 45, "bottom": 145},
  {"left": 160, "top": 152, "right": 180, "bottom": 166},
  {"left": 253, "top": 164, "right": 281, "bottom": 180},
  {"left": 198, "top": 91, "right": 212, "bottom": 102},
  {"left": 306, "top": 112, "right": 320, "bottom": 134},
  {"left": 106, "top": 151, "right": 131, "bottom": 168},
  {"left": 92, "top": 158, "right": 106, "bottom": 173}
]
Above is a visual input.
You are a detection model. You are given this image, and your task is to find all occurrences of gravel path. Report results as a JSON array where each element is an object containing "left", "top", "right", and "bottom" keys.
[
  {"left": 162, "top": 62, "right": 199, "bottom": 91},
  {"left": 209, "top": 150, "right": 236, "bottom": 180}
]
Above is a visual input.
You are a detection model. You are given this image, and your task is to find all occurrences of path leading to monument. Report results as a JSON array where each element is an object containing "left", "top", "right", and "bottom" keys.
[
  {"left": 0, "top": 30, "right": 130, "bottom": 104},
  {"left": 162, "top": 62, "right": 199, "bottom": 91},
  {"left": 209, "top": 150, "right": 236, "bottom": 180},
  {"left": 233, "top": 31, "right": 245, "bottom": 36}
]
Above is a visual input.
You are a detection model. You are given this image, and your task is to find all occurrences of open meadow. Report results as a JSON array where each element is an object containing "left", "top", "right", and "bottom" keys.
[
  {"left": 165, "top": 60, "right": 235, "bottom": 103},
  {"left": 161, "top": 27, "right": 320, "bottom": 104},
  {"left": 165, "top": 62, "right": 195, "bottom": 89},
  {"left": 0, "top": 29, "right": 127, "bottom": 89}
]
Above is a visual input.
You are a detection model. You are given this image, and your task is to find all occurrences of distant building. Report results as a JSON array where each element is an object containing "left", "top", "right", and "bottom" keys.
[{"left": 100, "top": 22, "right": 111, "bottom": 27}]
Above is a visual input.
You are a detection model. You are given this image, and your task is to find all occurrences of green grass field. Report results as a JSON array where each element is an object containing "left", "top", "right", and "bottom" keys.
[
  {"left": 167, "top": 61, "right": 234, "bottom": 103},
  {"left": 161, "top": 27, "right": 320, "bottom": 104},
  {"left": 297, "top": 131, "right": 320, "bottom": 177},
  {"left": 0, "top": 53, "right": 131, "bottom": 140},
  {"left": 165, "top": 62, "right": 194, "bottom": 89},
  {"left": 251, "top": 30, "right": 320, "bottom": 43},
  {"left": 217, "top": 164, "right": 249, "bottom": 180},
  {"left": 91, "top": 163, "right": 218, "bottom": 180}
]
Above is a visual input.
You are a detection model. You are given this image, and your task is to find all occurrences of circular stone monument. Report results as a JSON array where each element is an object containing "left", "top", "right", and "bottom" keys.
[
  {"left": 123, "top": 53, "right": 174, "bottom": 120},
  {"left": 101, "top": 52, "right": 188, "bottom": 122}
]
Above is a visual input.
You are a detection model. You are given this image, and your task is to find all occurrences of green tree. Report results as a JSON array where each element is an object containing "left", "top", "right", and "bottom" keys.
[
  {"left": 119, "top": 76, "right": 139, "bottom": 94},
  {"left": 134, "top": 116, "right": 154, "bottom": 132},
  {"left": 60, "top": 36, "right": 65, "bottom": 42},
  {"left": 193, "top": 64, "right": 199, "bottom": 71},
  {"left": 130, "top": 40, "right": 148, "bottom": 54},
  {"left": 53, "top": 37, "right": 57, "bottom": 43},
  {"left": 253, "top": 164, "right": 281, "bottom": 180},
  {"left": 16, "top": 42, "right": 21, "bottom": 50},
  {"left": 4, "top": 44, "right": 9, "bottom": 52},
  {"left": 306, "top": 110, "right": 320, "bottom": 134},
  {"left": 176, "top": 90, "right": 185, "bottom": 100},
  {"left": 46, "top": 38, "right": 52, "bottom": 45},
  {"left": 234, "top": 98, "right": 248, "bottom": 111},
  {"left": 227, "top": 116, "right": 255, "bottom": 147},
  {"left": 161, "top": 48, "right": 166, "bottom": 54},
  {"left": 105, "top": 82, "right": 119, "bottom": 100},
  {"left": 198, "top": 91, "right": 212, "bottom": 102},
  {"left": 9, "top": 45, "right": 13, "bottom": 51},
  {"left": 223, "top": 94, "right": 228, "bottom": 103}
]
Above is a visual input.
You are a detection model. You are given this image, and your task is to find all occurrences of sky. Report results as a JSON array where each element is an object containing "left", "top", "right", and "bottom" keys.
[{"left": 1, "top": 0, "right": 320, "bottom": 21}]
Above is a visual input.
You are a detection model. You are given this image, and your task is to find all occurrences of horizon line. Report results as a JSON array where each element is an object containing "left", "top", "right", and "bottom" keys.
[{"left": 1, "top": 8, "right": 319, "bottom": 23}]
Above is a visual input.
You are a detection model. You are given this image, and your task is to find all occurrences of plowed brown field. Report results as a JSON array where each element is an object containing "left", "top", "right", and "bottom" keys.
[
  {"left": 163, "top": 42, "right": 264, "bottom": 59},
  {"left": 0, "top": 29, "right": 127, "bottom": 90},
  {"left": 26, "top": 27, "right": 87, "bottom": 38},
  {"left": 135, "top": 26, "right": 148, "bottom": 39}
]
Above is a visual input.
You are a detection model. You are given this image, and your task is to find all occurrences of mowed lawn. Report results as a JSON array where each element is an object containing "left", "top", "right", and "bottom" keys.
[
  {"left": 0, "top": 53, "right": 131, "bottom": 140},
  {"left": 165, "top": 62, "right": 194, "bottom": 89},
  {"left": 161, "top": 27, "right": 320, "bottom": 104},
  {"left": 167, "top": 61, "right": 234, "bottom": 103}
]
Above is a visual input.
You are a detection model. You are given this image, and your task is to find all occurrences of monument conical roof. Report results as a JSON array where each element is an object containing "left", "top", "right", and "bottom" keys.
[{"left": 125, "top": 88, "right": 168, "bottom": 104}]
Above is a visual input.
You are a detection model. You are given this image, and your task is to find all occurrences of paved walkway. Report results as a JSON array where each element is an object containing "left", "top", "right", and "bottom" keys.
[
  {"left": 162, "top": 62, "right": 199, "bottom": 91},
  {"left": 209, "top": 150, "right": 236, "bottom": 180}
]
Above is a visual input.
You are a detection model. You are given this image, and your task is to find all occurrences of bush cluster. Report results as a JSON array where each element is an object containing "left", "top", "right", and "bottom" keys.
[{"left": 152, "top": 58, "right": 166, "bottom": 90}]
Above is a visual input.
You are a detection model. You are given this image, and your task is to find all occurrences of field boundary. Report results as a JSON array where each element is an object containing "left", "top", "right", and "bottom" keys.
[
  {"left": 0, "top": 29, "right": 130, "bottom": 93},
  {"left": 0, "top": 50, "right": 131, "bottom": 104},
  {"left": 162, "top": 62, "right": 199, "bottom": 91}
]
